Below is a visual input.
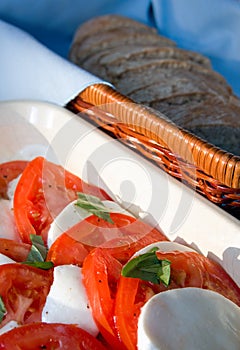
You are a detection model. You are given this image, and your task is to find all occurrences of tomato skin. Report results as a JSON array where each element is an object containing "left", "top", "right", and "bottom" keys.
[
  {"left": 101, "top": 218, "right": 169, "bottom": 263},
  {"left": 203, "top": 256, "right": 240, "bottom": 306},
  {"left": 0, "top": 322, "right": 108, "bottom": 350},
  {"left": 0, "top": 238, "right": 31, "bottom": 262},
  {"left": 13, "top": 157, "right": 111, "bottom": 244},
  {"left": 156, "top": 250, "right": 240, "bottom": 306},
  {"left": 0, "top": 160, "right": 28, "bottom": 199},
  {"left": 46, "top": 233, "right": 88, "bottom": 267},
  {"left": 0, "top": 263, "right": 53, "bottom": 327},
  {"left": 82, "top": 248, "right": 127, "bottom": 350},
  {"left": 114, "top": 277, "right": 142, "bottom": 350},
  {"left": 63, "top": 213, "right": 168, "bottom": 264},
  {"left": 115, "top": 276, "right": 161, "bottom": 350},
  {"left": 114, "top": 250, "right": 240, "bottom": 349}
]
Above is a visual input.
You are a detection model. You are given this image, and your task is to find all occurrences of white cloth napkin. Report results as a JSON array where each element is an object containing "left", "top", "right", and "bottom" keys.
[{"left": 0, "top": 20, "right": 112, "bottom": 105}]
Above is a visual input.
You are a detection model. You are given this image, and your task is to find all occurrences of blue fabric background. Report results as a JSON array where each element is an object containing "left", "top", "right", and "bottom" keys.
[{"left": 0, "top": 0, "right": 239, "bottom": 95}]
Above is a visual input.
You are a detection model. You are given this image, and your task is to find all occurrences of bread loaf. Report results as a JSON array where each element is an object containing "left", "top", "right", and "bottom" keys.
[{"left": 69, "top": 15, "right": 240, "bottom": 156}]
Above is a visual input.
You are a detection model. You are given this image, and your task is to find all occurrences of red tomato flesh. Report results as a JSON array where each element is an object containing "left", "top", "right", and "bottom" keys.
[
  {"left": 13, "top": 156, "right": 111, "bottom": 244},
  {"left": 114, "top": 249, "right": 240, "bottom": 349},
  {"left": 0, "top": 263, "right": 53, "bottom": 328},
  {"left": 155, "top": 250, "right": 240, "bottom": 306},
  {"left": 0, "top": 238, "right": 31, "bottom": 262},
  {"left": 0, "top": 322, "right": 108, "bottom": 350},
  {"left": 0, "top": 160, "right": 28, "bottom": 199},
  {"left": 82, "top": 248, "right": 126, "bottom": 350},
  {"left": 46, "top": 232, "right": 89, "bottom": 267},
  {"left": 63, "top": 213, "right": 168, "bottom": 264}
]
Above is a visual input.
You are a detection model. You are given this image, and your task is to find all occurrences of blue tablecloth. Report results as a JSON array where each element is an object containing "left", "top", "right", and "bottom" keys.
[{"left": 1, "top": 0, "right": 240, "bottom": 96}]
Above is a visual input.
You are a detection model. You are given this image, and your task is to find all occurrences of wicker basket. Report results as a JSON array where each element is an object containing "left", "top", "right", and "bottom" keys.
[{"left": 66, "top": 83, "right": 240, "bottom": 217}]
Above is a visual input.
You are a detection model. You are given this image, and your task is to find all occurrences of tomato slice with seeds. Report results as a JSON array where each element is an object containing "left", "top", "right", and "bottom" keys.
[
  {"left": 155, "top": 250, "right": 240, "bottom": 306},
  {"left": 114, "top": 250, "right": 240, "bottom": 349},
  {"left": 0, "top": 263, "right": 53, "bottom": 328},
  {"left": 0, "top": 238, "right": 31, "bottom": 262},
  {"left": 46, "top": 233, "right": 89, "bottom": 267},
  {"left": 82, "top": 248, "right": 126, "bottom": 350},
  {"left": 13, "top": 157, "right": 111, "bottom": 244},
  {"left": 115, "top": 276, "right": 162, "bottom": 350},
  {"left": 0, "top": 323, "right": 108, "bottom": 350},
  {"left": 60, "top": 213, "right": 168, "bottom": 264},
  {"left": 0, "top": 160, "right": 28, "bottom": 199}
]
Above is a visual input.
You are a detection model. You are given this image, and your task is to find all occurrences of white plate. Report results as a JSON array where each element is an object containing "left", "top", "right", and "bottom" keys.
[{"left": 0, "top": 100, "right": 239, "bottom": 285}]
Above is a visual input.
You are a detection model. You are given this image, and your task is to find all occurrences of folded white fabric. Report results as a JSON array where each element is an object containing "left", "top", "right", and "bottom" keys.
[{"left": 0, "top": 20, "right": 112, "bottom": 105}]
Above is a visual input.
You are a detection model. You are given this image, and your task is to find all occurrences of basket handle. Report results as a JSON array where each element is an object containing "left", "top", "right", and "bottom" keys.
[{"left": 70, "top": 83, "right": 240, "bottom": 189}]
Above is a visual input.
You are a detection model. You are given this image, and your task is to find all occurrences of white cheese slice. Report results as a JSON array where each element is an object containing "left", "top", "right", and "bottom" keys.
[
  {"left": 0, "top": 321, "right": 19, "bottom": 335},
  {"left": 0, "top": 199, "right": 20, "bottom": 241},
  {"left": 132, "top": 240, "right": 196, "bottom": 257},
  {"left": 7, "top": 175, "right": 21, "bottom": 205},
  {"left": 47, "top": 199, "right": 133, "bottom": 248},
  {"left": 138, "top": 287, "right": 240, "bottom": 350},
  {"left": 41, "top": 264, "right": 98, "bottom": 336},
  {"left": 0, "top": 253, "right": 15, "bottom": 265}
]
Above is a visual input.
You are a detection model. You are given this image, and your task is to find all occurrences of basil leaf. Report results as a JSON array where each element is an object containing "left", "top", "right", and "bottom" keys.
[
  {"left": 0, "top": 296, "right": 6, "bottom": 323},
  {"left": 75, "top": 192, "right": 114, "bottom": 224},
  {"left": 23, "top": 261, "right": 54, "bottom": 270},
  {"left": 158, "top": 259, "right": 171, "bottom": 286},
  {"left": 26, "top": 235, "right": 47, "bottom": 262},
  {"left": 23, "top": 235, "right": 53, "bottom": 270},
  {"left": 122, "top": 248, "right": 171, "bottom": 286}
]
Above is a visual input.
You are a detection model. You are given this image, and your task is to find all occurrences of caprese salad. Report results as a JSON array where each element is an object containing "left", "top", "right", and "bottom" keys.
[{"left": 0, "top": 156, "right": 239, "bottom": 349}]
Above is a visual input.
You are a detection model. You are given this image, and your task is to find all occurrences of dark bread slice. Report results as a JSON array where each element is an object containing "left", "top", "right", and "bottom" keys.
[
  {"left": 150, "top": 93, "right": 240, "bottom": 155},
  {"left": 71, "top": 14, "right": 158, "bottom": 45},
  {"left": 150, "top": 93, "right": 239, "bottom": 126},
  {"left": 191, "top": 125, "right": 239, "bottom": 155},
  {"left": 69, "top": 15, "right": 239, "bottom": 157},
  {"left": 99, "top": 45, "right": 211, "bottom": 69},
  {"left": 81, "top": 45, "right": 212, "bottom": 81},
  {"left": 70, "top": 28, "right": 176, "bottom": 65},
  {"left": 80, "top": 45, "right": 189, "bottom": 80},
  {"left": 115, "top": 60, "right": 232, "bottom": 98},
  {"left": 127, "top": 78, "right": 225, "bottom": 104}
]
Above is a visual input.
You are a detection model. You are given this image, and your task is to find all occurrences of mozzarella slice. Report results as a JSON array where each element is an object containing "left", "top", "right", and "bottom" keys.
[
  {"left": 0, "top": 321, "right": 19, "bottom": 336},
  {"left": 7, "top": 175, "right": 21, "bottom": 205},
  {"left": 41, "top": 264, "right": 98, "bottom": 336},
  {"left": 0, "top": 253, "right": 15, "bottom": 265},
  {"left": 132, "top": 241, "right": 196, "bottom": 257},
  {"left": 0, "top": 199, "right": 20, "bottom": 241},
  {"left": 47, "top": 199, "right": 133, "bottom": 248},
  {"left": 138, "top": 287, "right": 240, "bottom": 350}
]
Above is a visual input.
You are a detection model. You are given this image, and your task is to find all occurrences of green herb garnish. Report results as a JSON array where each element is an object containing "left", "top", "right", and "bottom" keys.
[
  {"left": 0, "top": 296, "right": 6, "bottom": 323},
  {"left": 22, "top": 261, "right": 54, "bottom": 270},
  {"left": 75, "top": 192, "right": 114, "bottom": 224},
  {"left": 23, "top": 234, "right": 53, "bottom": 270},
  {"left": 27, "top": 235, "right": 47, "bottom": 262},
  {"left": 121, "top": 247, "right": 171, "bottom": 286}
]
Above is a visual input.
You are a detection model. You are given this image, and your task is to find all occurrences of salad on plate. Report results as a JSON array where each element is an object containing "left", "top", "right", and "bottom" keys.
[{"left": 0, "top": 156, "right": 240, "bottom": 350}]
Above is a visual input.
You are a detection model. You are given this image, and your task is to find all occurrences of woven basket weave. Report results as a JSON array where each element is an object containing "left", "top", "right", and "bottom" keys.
[{"left": 66, "top": 83, "right": 240, "bottom": 215}]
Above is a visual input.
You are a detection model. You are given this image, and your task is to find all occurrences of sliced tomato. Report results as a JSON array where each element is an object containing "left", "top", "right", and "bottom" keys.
[
  {"left": 114, "top": 249, "right": 240, "bottom": 349},
  {"left": 0, "top": 322, "right": 108, "bottom": 350},
  {"left": 0, "top": 160, "right": 28, "bottom": 199},
  {"left": 155, "top": 250, "right": 240, "bottom": 306},
  {"left": 0, "top": 263, "right": 53, "bottom": 328},
  {"left": 82, "top": 248, "right": 126, "bottom": 350},
  {"left": 115, "top": 276, "right": 162, "bottom": 350},
  {"left": 46, "top": 233, "right": 88, "bottom": 267},
  {"left": 0, "top": 200, "right": 21, "bottom": 242},
  {"left": 13, "top": 156, "right": 111, "bottom": 244},
  {"left": 0, "top": 238, "right": 31, "bottom": 262},
  {"left": 102, "top": 218, "right": 169, "bottom": 263},
  {"left": 63, "top": 213, "right": 168, "bottom": 264}
]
